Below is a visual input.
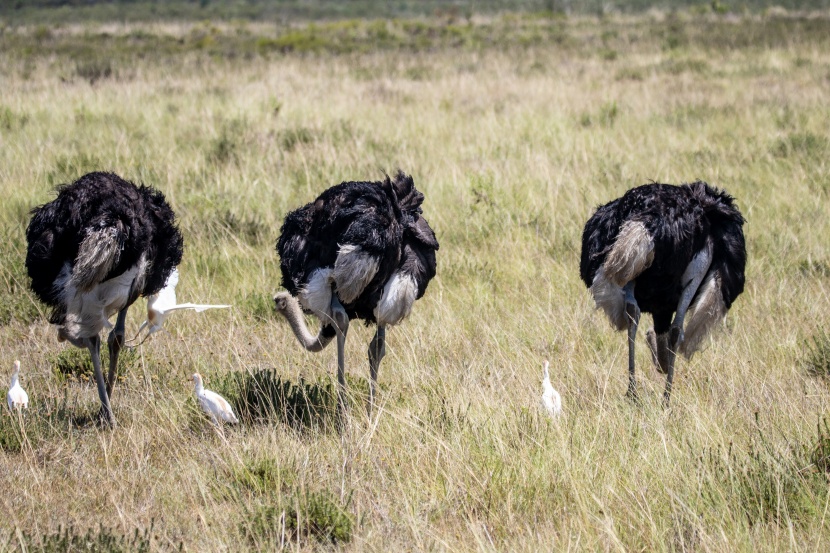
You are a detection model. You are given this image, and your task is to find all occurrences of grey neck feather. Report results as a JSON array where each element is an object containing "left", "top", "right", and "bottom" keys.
[{"left": 279, "top": 296, "right": 333, "bottom": 353}]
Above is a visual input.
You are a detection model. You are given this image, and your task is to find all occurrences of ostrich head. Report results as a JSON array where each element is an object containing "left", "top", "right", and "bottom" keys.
[
  {"left": 273, "top": 291, "right": 295, "bottom": 314},
  {"left": 273, "top": 291, "right": 333, "bottom": 353}
]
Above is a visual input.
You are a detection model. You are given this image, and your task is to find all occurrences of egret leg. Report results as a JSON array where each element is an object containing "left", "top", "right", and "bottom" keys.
[
  {"left": 663, "top": 242, "right": 713, "bottom": 406},
  {"left": 87, "top": 335, "right": 115, "bottom": 426},
  {"left": 624, "top": 282, "right": 641, "bottom": 400},
  {"left": 106, "top": 308, "right": 128, "bottom": 397},
  {"left": 330, "top": 296, "right": 350, "bottom": 417},
  {"left": 367, "top": 325, "right": 386, "bottom": 416}
]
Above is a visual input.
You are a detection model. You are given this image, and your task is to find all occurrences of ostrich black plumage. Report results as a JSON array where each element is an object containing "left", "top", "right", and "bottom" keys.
[
  {"left": 26, "top": 172, "right": 183, "bottom": 425},
  {"left": 580, "top": 181, "right": 746, "bottom": 405},
  {"left": 274, "top": 171, "right": 438, "bottom": 415}
]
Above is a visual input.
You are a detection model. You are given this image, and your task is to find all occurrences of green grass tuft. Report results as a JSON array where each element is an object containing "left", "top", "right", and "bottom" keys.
[
  {"left": 245, "top": 490, "right": 353, "bottom": 546},
  {"left": 805, "top": 329, "right": 830, "bottom": 379},
  {"left": 19, "top": 522, "right": 175, "bottom": 553}
]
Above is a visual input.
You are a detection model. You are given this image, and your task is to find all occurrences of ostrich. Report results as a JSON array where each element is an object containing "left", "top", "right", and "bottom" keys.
[
  {"left": 26, "top": 172, "right": 183, "bottom": 425},
  {"left": 580, "top": 181, "right": 746, "bottom": 405},
  {"left": 273, "top": 171, "right": 439, "bottom": 416}
]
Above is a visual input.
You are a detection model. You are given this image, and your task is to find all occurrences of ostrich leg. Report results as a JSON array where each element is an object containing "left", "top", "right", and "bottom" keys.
[
  {"left": 367, "top": 325, "right": 386, "bottom": 416},
  {"left": 87, "top": 335, "right": 115, "bottom": 426},
  {"left": 106, "top": 307, "right": 128, "bottom": 397},
  {"left": 624, "top": 282, "right": 640, "bottom": 400},
  {"left": 330, "top": 296, "right": 350, "bottom": 416},
  {"left": 646, "top": 329, "right": 671, "bottom": 374},
  {"left": 663, "top": 242, "right": 713, "bottom": 406}
]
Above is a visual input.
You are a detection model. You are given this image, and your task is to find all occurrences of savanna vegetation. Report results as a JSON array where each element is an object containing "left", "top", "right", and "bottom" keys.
[{"left": 1, "top": 3, "right": 830, "bottom": 551}]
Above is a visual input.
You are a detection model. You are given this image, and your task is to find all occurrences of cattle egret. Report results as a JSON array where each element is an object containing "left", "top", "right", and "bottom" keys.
[
  {"left": 7, "top": 360, "right": 29, "bottom": 411},
  {"left": 131, "top": 268, "right": 231, "bottom": 345},
  {"left": 193, "top": 372, "right": 238, "bottom": 425},
  {"left": 541, "top": 360, "right": 561, "bottom": 418}
]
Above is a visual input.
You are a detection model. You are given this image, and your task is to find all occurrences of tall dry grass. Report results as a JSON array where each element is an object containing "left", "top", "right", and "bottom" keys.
[{"left": 1, "top": 11, "right": 830, "bottom": 551}]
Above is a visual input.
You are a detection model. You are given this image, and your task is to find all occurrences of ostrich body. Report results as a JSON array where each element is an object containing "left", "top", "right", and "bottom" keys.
[
  {"left": 274, "top": 171, "right": 438, "bottom": 415},
  {"left": 580, "top": 181, "right": 746, "bottom": 404},
  {"left": 26, "top": 172, "right": 183, "bottom": 425},
  {"left": 7, "top": 360, "right": 28, "bottom": 411}
]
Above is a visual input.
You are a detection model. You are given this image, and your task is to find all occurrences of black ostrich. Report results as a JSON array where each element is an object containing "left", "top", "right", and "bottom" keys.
[
  {"left": 580, "top": 181, "right": 746, "bottom": 405},
  {"left": 274, "top": 171, "right": 439, "bottom": 415},
  {"left": 26, "top": 172, "right": 183, "bottom": 425}
]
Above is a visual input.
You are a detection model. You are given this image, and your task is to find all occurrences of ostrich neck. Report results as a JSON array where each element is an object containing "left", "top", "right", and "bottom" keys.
[{"left": 280, "top": 298, "right": 331, "bottom": 352}]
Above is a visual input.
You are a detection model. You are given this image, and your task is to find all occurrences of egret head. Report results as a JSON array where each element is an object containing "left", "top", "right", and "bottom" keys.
[
  {"left": 12, "top": 360, "right": 20, "bottom": 376},
  {"left": 192, "top": 372, "right": 203, "bottom": 389}
]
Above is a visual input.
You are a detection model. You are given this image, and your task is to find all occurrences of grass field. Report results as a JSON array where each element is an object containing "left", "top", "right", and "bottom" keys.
[{"left": 1, "top": 7, "right": 830, "bottom": 552}]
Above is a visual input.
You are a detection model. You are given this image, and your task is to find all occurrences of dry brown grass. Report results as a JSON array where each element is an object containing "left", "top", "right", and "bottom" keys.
[{"left": 1, "top": 10, "right": 830, "bottom": 552}]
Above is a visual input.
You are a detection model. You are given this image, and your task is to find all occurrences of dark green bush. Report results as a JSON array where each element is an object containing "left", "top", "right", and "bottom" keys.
[
  {"left": 75, "top": 58, "right": 114, "bottom": 84},
  {"left": 220, "top": 368, "right": 336, "bottom": 430}
]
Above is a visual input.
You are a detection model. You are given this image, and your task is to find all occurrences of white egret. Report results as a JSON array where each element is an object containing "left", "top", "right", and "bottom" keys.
[
  {"left": 541, "top": 360, "right": 561, "bottom": 418},
  {"left": 7, "top": 360, "right": 29, "bottom": 411},
  {"left": 131, "top": 268, "right": 230, "bottom": 345},
  {"left": 192, "top": 372, "right": 238, "bottom": 425}
]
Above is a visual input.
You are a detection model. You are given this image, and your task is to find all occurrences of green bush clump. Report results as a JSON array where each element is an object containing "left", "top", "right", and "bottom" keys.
[
  {"left": 221, "top": 368, "right": 336, "bottom": 430},
  {"left": 75, "top": 58, "right": 114, "bottom": 84},
  {"left": 246, "top": 491, "right": 353, "bottom": 545}
]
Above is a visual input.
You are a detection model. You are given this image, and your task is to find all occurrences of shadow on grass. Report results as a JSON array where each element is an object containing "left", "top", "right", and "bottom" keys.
[
  {"left": 0, "top": 390, "right": 107, "bottom": 452},
  {"left": 218, "top": 368, "right": 338, "bottom": 432}
]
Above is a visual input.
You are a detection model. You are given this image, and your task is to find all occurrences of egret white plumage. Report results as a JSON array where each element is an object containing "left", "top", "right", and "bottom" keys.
[
  {"left": 540, "top": 360, "right": 561, "bottom": 418},
  {"left": 7, "top": 360, "right": 29, "bottom": 411},
  {"left": 192, "top": 372, "right": 238, "bottom": 425},
  {"left": 130, "top": 268, "right": 231, "bottom": 345}
]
